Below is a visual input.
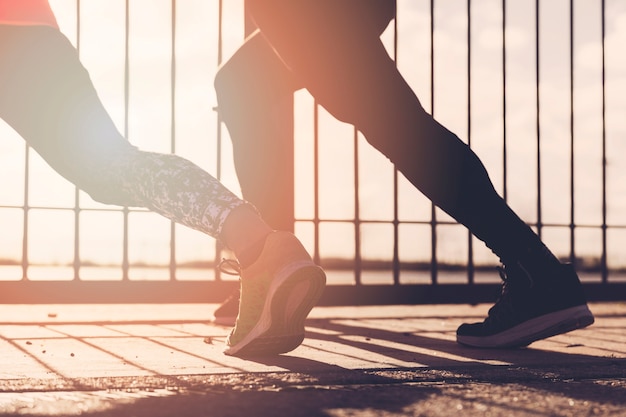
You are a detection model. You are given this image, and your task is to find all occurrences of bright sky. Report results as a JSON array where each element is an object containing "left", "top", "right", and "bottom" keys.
[{"left": 1, "top": 0, "right": 625, "bottom": 280}]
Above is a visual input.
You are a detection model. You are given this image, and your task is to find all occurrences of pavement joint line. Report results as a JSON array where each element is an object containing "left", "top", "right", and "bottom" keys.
[{"left": 1, "top": 359, "right": 625, "bottom": 393}]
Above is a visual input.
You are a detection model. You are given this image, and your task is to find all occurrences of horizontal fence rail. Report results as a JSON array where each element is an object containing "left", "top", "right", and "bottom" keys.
[{"left": 1, "top": 0, "right": 626, "bottom": 304}]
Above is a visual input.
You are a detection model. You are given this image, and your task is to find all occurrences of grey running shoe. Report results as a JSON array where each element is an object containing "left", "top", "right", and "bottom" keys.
[{"left": 224, "top": 231, "right": 326, "bottom": 357}]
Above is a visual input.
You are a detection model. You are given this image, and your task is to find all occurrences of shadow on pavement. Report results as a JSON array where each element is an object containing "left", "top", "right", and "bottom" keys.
[{"left": 2, "top": 310, "right": 626, "bottom": 416}]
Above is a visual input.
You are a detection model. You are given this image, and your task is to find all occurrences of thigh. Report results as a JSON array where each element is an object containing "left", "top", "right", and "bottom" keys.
[
  {"left": 246, "top": 0, "right": 399, "bottom": 125},
  {"left": 249, "top": 0, "right": 395, "bottom": 38},
  {"left": 247, "top": 0, "right": 395, "bottom": 67}
]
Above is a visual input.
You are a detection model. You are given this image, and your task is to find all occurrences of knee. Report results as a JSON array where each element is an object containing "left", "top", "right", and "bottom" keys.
[
  {"left": 214, "top": 49, "right": 267, "bottom": 114},
  {"left": 215, "top": 42, "right": 296, "bottom": 119},
  {"left": 69, "top": 145, "right": 143, "bottom": 208},
  {"left": 214, "top": 58, "right": 240, "bottom": 108},
  {"left": 214, "top": 58, "right": 261, "bottom": 131}
]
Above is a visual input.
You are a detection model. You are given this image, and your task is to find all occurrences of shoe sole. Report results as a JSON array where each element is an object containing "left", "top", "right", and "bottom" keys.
[
  {"left": 457, "top": 304, "right": 595, "bottom": 349},
  {"left": 224, "top": 262, "right": 326, "bottom": 357}
]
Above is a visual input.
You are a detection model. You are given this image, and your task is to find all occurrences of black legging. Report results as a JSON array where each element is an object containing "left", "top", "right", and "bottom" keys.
[{"left": 216, "top": 0, "right": 545, "bottom": 263}]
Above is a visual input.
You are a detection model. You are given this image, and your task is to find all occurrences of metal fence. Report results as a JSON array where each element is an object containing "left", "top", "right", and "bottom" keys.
[{"left": 1, "top": 0, "right": 625, "bottom": 304}]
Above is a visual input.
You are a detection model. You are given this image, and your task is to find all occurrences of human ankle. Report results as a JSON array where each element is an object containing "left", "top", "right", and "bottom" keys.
[
  {"left": 219, "top": 203, "right": 272, "bottom": 267},
  {"left": 237, "top": 233, "right": 270, "bottom": 268}
]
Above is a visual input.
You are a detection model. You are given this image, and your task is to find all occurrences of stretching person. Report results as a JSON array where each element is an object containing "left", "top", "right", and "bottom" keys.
[
  {"left": 0, "top": 0, "right": 326, "bottom": 357},
  {"left": 214, "top": 0, "right": 594, "bottom": 348}
]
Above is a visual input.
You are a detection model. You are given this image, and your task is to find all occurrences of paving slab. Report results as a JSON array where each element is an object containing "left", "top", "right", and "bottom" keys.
[{"left": 0, "top": 302, "right": 624, "bottom": 416}]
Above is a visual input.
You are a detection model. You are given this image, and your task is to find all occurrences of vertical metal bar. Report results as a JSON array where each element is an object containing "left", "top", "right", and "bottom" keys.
[
  {"left": 73, "top": 0, "right": 82, "bottom": 281},
  {"left": 73, "top": 178, "right": 81, "bottom": 278},
  {"left": 76, "top": 0, "right": 81, "bottom": 70},
  {"left": 21, "top": 146, "right": 29, "bottom": 280},
  {"left": 122, "top": 0, "right": 131, "bottom": 281},
  {"left": 216, "top": 0, "right": 223, "bottom": 185},
  {"left": 392, "top": 7, "right": 400, "bottom": 285},
  {"left": 569, "top": 0, "right": 576, "bottom": 264},
  {"left": 214, "top": 0, "right": 224, "bottom": 279},
  {"left": 601, "top": 0, "right": 608, "bottom": 283},
  {"left": 351, "top": 0, "right": 362, "bottom": 284},
  {"left": 535, "top": 0, "right": 542, "bottom": 239},
  {"left": 170, "top": 0, "right": 177, "bottom": 280},
  {"left": 466, "top": 0, "right": 474, "bottom": 285},
  {"left": 313, "top": 104, "right": 321, "bottom": 266},
  {"left": 353, "top": 128, "right": 362, "bottom": 285},
  {"left": 502, "top": 0, "right": 508, "bottom": 202},
  {"left": 430, "top": 0, "right": 438, "bottom": 284}
]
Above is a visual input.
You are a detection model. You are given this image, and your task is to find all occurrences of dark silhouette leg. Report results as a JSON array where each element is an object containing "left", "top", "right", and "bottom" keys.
[
  {"left": 243, "top": 0, "right": 594, "bottom": 349},
  {"left": 246, "top": 0, "right": 557, "bottom": 271},
  {"left": 215, "top": 31, "right": 299, "bottom": 232}
]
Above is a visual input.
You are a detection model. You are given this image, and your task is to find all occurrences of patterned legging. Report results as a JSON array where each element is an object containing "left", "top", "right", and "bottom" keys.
[
  {"left": 111, "top": 150, "right": 245, "bottom": 237},
  {"left": 0, "top": 25, "right": 244, "bottom": 238}
]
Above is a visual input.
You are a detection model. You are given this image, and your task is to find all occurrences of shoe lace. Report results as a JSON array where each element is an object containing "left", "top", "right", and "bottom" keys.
[
  {"left": 486, "top": 263, "right": 533, "bottom": 324},
  {"left": 218, "top": 258, "right": 241, "bottom": 276}
]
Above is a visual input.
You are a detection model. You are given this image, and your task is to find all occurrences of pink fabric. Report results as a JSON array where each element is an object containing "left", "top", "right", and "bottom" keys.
[{"left": 0, "top": 0, "right": 58, "bottom": 29}]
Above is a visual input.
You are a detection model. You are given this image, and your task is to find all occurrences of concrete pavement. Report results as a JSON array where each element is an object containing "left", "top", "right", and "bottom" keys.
[{"left": 0, "top": 302, "right": 624, "bottom": 416}]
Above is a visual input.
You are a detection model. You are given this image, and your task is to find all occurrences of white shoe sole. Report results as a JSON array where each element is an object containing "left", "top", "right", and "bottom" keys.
[
  {"left": 224, "top": 261, "right": 326, "bottom": 357},
  {"left": 457, "top": 304, "right": 595, "bottom": 348}
]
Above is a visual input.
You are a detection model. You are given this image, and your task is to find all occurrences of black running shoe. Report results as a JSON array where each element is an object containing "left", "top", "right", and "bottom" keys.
[{"left": 456, "top": 262, "right": 594, "bottom": 348}]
